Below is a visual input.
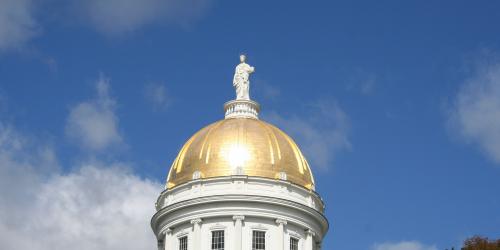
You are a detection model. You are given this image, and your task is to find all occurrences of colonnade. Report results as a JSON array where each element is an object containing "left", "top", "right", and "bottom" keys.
[{"left": 162, "top": 216, "right": 318, "bottom": 250}]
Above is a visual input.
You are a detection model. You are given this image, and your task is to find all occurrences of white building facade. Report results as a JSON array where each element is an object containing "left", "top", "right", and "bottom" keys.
[{"left": 151, "top": 57, "right": 329, "bottom": 250}]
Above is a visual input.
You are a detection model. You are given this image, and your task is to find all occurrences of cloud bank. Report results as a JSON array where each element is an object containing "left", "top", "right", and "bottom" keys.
[
  {"left": 265, "top": 99, "right": 351, "bottom": 170},
  {"left": 0, "top": 116, "right": 161, "bottom": 250},
  {"left": 372, "top": 241, "right": 438, "bottom": 250},
  {"left": 448, "top": 60, "right": 500, "bottom": 164}
]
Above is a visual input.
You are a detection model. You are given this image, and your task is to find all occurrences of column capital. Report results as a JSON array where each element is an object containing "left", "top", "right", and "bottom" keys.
[
  {"left": 232, "top": 215, "right": 245, "bottom": 221},
  {"left": 191, "top": 218, "right": 202, "bottom": 250},
  {"left": 166, "top": 228, "right": 173, "bottom": 235},
  {"left": 190, "top": 218, "right": 203, "bottom": 225},
  {"left": 275, "top": 218, "right": 287, "bottom": 225},
  {"left": 305, "top": 229, "right": 316, "bottom": 237}
]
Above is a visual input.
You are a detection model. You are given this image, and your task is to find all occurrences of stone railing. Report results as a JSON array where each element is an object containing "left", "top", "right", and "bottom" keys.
[{"left": 224, "top": 99, "right": 260, "bottom": 119}]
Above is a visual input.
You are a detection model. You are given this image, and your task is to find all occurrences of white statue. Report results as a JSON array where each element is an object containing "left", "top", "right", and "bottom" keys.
[{"left": 233, "top": 54, "right": 255, "bottom": 100}]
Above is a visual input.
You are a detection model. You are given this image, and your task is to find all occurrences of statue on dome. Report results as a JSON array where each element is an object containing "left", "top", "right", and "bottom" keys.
[{"left": 233, "top": 54, "right": 255, "bottom": 100}]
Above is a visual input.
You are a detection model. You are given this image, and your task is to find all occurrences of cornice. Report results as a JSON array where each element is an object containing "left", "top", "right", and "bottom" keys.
[{"left": 151, "top": 194, "right": 329, "bottom": 237}]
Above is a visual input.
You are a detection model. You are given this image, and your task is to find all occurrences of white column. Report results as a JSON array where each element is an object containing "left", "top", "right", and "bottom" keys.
[
  {"left": 190, "top": 218, "right": 203, "bottom": 250},
  {"left": 158, "top": 231, "right": 165, "bottom": 250},
  {"left": 305, "top": 229, "right": 315, "bottom": 250},
  {"left": 233, "top": 215, "right": 245, "bottom": 250},
  {"left": 164, "top": 228, "right": 172, "bottom": 250},
  {"left": 275, "top": 219, "right": 287, "bottom": 250}
]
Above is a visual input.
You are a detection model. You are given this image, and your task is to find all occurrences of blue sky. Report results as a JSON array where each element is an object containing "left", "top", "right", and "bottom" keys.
[{"left": 1, "top": 1, "right": 499, "bottom": 249}]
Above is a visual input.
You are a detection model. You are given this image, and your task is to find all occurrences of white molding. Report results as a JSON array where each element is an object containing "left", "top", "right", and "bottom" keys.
[
  {"left": 176, "top": 231, "right": 188, "bottom": 238},
  {"left": 153, "top": 194, "right": 328, "bottom": 235},
  {"left": 287, "top": 229, "right": 302, "bottom": 240},
  {"left": 250, "top": 224, "right": 269, "bottom": 231},
  {"left": 209, "top": 223, "right": 227, "bottom": 231},
  {"left": 232, "top": 215, "right": 245, "bottom": 221},
  {"left": 152, "top": 176, "right": 328, "bottom": 249},
  {"left": 156, "top": 176, "right": 325, "bottom": 213}
]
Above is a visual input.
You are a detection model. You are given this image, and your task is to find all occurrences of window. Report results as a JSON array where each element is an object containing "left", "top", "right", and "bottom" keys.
[
  {"left": 252, "top": 231, "right": 266, "bottom": 250},
  {"left": 290, "top": 237, "right": 299, "bottom": 250},
  {"left": 211, "top": 230, "right": 225, "bottom": 250},
  {"left": 179, "top": 236, "right": 187, "bottom": 250}
]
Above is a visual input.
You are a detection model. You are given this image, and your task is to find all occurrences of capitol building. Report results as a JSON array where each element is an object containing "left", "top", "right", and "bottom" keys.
[{"left": 151, "top": 55, "right": 329, "bottom": 250}]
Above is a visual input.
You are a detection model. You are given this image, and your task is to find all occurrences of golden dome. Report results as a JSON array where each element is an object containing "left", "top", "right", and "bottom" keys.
[{"left": 166, "top": 117, "right": 315, "bottom": 190}]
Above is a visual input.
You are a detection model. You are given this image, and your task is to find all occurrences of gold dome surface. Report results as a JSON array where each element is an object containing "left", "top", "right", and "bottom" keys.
[{"left": 166, "top": 118, "right": 315, "bottom": 189}]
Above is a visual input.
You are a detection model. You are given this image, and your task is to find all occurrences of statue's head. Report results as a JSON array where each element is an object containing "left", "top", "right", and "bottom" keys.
[{"left": 240, "top": 54, "right": 246, "bottom": 63}]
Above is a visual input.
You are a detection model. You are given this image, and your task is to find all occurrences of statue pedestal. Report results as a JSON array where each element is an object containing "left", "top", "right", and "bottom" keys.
[{"left": 224, "top": 100, "right": 260, "bottom": 119}]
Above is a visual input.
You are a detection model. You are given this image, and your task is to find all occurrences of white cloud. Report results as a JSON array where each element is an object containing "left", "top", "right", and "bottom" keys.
[
  {"left": 0, "top": 122, "right": 162, "bottom": 250},
  {"left": 145, "top": 83, "right": 171, "bottom": 111},
  {"left": 372, "top": 241, "right": 438, "bottom": 250},
  {"left": 66, "top": 75, "right": 123, "bottom": 151},
  {"left": 265, "top": 99, "right": 351, "bottom": 170},
  {"left": 0, "top": 0, "right": 38, "bottom": 51},
  {"left": 30, "top": 165, "right": 160, "bottom": 250},
  {"left": 73, "top": 0, "right": 212, "bottom": 35},
  {"left": 0, "top": 123, "right": 57, "bottom": 214},
  {"left": 448, "top": 61, "right": 500, "bottom": 163}
]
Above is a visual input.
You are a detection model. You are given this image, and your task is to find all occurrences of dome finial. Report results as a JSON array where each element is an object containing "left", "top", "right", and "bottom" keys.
[
  {"left": 225, "top": 54, "right": 260, "bottom": 119},
  {"left": 233, "top": 54, "right": 255, "bottom": 101}
]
